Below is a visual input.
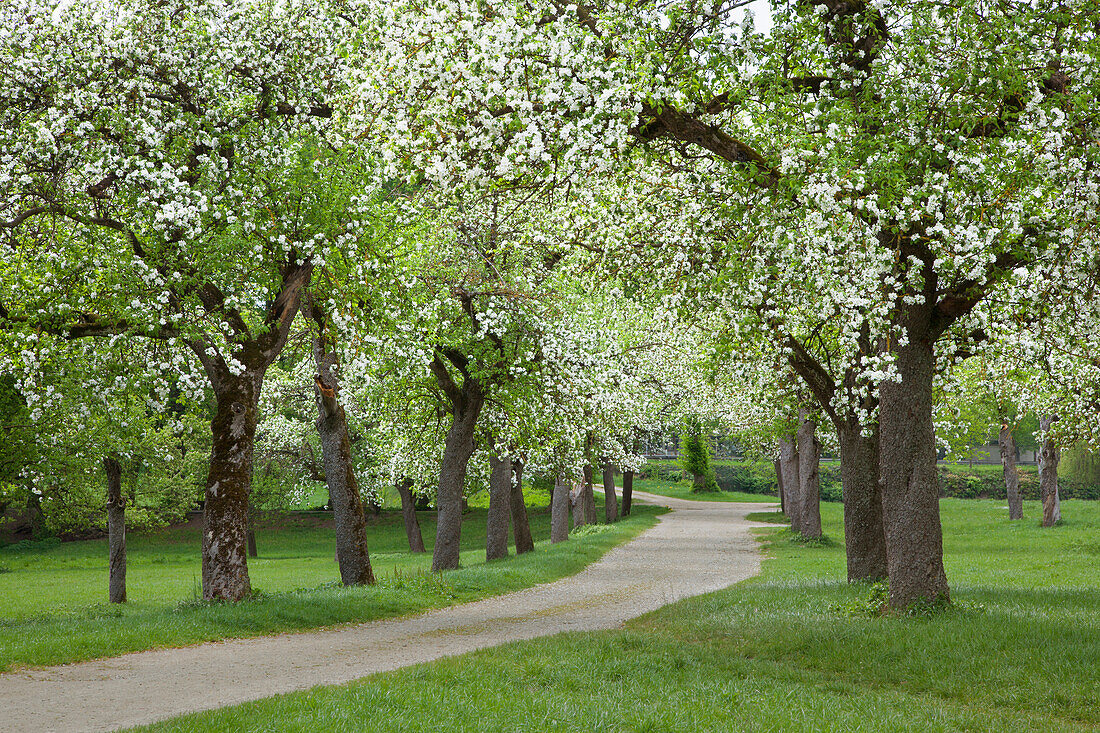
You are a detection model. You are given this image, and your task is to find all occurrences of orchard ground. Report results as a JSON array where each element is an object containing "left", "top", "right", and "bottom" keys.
[
  {"left": 0, "top": 488, "right": 659, "bottom": 671},
  {"left": 137, "top": 497, "right": 1100, "bottom": 732}
]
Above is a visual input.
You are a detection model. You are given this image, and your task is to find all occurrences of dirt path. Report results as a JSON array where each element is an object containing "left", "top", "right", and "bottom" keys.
[{"left": 0, "top": 492, "right": 772, "bottom": 732}]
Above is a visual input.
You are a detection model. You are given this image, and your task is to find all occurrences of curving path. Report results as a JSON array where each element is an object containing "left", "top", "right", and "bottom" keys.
[{"left": 0, "top": 492, "right": 772, "bottom": 732}]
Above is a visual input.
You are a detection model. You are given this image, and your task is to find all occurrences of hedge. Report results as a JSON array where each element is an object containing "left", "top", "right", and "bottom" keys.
[{"left": 637, "top": 459, "right": 1099, "bottom": 501}]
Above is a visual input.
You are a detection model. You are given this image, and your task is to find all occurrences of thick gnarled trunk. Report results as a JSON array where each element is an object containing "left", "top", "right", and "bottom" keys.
[
  {"left": 551, "top": 474, "right": 571, "bottom": 542},
  {"left": 192, "top": 262, "right": 312, "bottom": 601},
  {"left": 510, "top": 457, "right": 534, "bottom": 554},
  {"left": 878, "top": 326, "right": 949, "bottom": 608},
  {"left": 396, "top": 477, "right": 426, "bottom": 553},
  {"left": 837, "top": 424, "right": 888, "bottom": 582},
  {"left": 431, "top": 382, "right": 484, "bottom": 572},
  {"left": 779, "top": 436, "right": 801, "bottom": 531},
  {"left": 202, "top": 375, "right": 258, "bottom": 601},
  {"left": 1039, "top": 416, "right": 1061, "bottom": 527},
  {"left": 621, "top": 469, "right": 634, "bottom": 516},
  {"left": 602, "top": 461, "right": 619, "bottom": 523},
  {"left": 103, "top": 456, "right": 126, "bottom": 604},
  {"left": 796, "top": 412, "right": 822, "bottom": 539},
  {"left": 486, "top": 451, "right": 512, "bottom": 561},
  {"left": 1000, "top": 424, "right": 1022, "bottom": 520}
]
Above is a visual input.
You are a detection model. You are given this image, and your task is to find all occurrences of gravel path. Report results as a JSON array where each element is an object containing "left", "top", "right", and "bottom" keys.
[{"left": 0, "top": 492, "right": 771, "bottom": 732}]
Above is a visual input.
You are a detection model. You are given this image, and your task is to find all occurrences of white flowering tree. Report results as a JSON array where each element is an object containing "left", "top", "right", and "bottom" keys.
[
  {"left": 0, "top": 0, "right": 366, "bottom": 600},
  {"left": 368, "top": 0, "right": 1100, "bottom": 608}
]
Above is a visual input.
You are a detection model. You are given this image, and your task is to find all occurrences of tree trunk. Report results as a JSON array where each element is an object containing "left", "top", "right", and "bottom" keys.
[
  {"left": 396, "top": 477, "right": 426, "bottom": 553},
  {"left": 311, "top": 327, "right": 375, "bottom": 586},
  {"left": 621, "top": 469, "right": 634, "bottom": 516},
  {"left": 797, "top": 412, "right": 822, "bottom": 539},
  {"left": 551, "top": 473, "right": 571, "bottom": 543},
  {"left": 192, "top": 260, "right": 311, "bottom": 601},
  {"left": 486, "top": 451, "right": 512, "bottom": 561},
  {"left": 572, "top": 473, "right": 586, "bottom": 528},
  {"left": 510, "top": 457, "right": 534, "bottom": 554},
  {"left": 878, "top": 326, "right": 950, "bottom": 608},
  {"left": 1040, "top": 416, "right": 1061, "bottom": 528},
  {"left": 837, "top": 423, "right": 888, "bottom": 582},
  {"left": 775, "top": 458, "right": 786, "bottom": 515},
  {"left": 103, "top": 456, "right": 126, "bottom": 604},
  {"left": 582, "top": 463, "right": 597, "bottom": 525},
  {"left": 1000, "top": 423, "right": 1022, "bottom": 520},
  {"left": 779, "top": 436, "right": 801, "bottom": 531},
  {"left": 602, "top": 461, "right": 619, "bottom": 523},
  {"left": 201, "top": 375, "right": 258, "bottom": 601},
  {"left": 431, "top": 382, "right": 484, "bottom": 571}
]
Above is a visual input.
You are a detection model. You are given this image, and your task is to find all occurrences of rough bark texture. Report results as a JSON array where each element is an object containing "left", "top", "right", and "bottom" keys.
[
  {"left": 837, "top": 424, "right": 888, "bottom": 582},
  {"left": 486, "top": 452, "right": 512, "bottom": 561},
  {"left": 878, "top": 322, "right": 950, "bottom": 608},
  {"left": 103, "top": 457, "right": 126, "bottom": 604},
  {"left": 796, "top": 412, "right": 823, "bottom": 539},
  {"left": 602, "top": 462, "right": 619, "bottom": 523},
  {"left": 509, "top": 457, "right": 534, "bottom": 555},
  {"left": 1040, "top": 416, "right": 1061, "bottom": 528},
  {"left": 551, "top": 474, "right": 571, "bottom": 543},
  {"left": 431, "top": 366, "right": 484, "bottom": 572},
  {"left": 621, "top": 470, "right": 634, "bottom": 516},
  {"left": 201, "top": 375, "right": 257, "bottom": 601},
  {"left": 192, "top": 260, "right": 311, "bottom": 601},
  {"left": 999, "top": 424, "right": 1022, "bottom": 520},
  {"left": 307, "top": 301, "right": 374, "bottom": 587},
  {"left": 785, "top": 324, "right": 888, "bottom": 586},
  {"left": 779, "top": 436, "right": 801, "bottom": 532},
  {"left": 396, "top": 478, "right": 426, "bottom": 553},
  {"left": 582, "top": 464, "right": 597, "bottom": 525},
  {"left": 313, "top": 375, "right": 374, "bottom": 585}
]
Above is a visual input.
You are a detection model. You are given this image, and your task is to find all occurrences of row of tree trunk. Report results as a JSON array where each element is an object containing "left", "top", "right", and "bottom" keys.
[
  {"left": 1000, "top": 416, "right": 1062, "bottom": 526},
  {"left": 776, "top": 411, "right": 823, "bottom": 539}
]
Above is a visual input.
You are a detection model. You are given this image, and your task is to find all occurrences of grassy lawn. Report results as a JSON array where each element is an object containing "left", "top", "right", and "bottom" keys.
[
  {"left": 139, "top": 498, "right": 1100, "bottom": 732},
  {"left": 630, "top": 476, "right": 779, "bottom": 503},
  {"left": 0, "top": 492, "right": 661, "bottom": 672}
]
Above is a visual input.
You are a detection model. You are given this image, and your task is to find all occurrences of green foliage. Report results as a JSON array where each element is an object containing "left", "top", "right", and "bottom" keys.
[
  {"left": 645, "top": 459, "right": 1100, "bottom": 503},
  {"left": 1060, "top": 446, "right": 1100, "bottom": 490},
  {"left": 677, "top": 418, "right": 718, "bottom": 492},
  {"left": 938, "top": 463, "right": 1098, "bottom": 501},
  {"left": 0, "top": 374, "right": 34, "bottom": 485},
  {"left": 833, "top": 580, "right": 890, "bottom": 618}
]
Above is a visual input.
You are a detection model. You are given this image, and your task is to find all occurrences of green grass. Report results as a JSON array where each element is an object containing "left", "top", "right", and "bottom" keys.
[
  {"left": 0, "top": 492, "right": 661, "bottom": 672},
  {"left": 139, "top": 498, "right": 1100, "bottom": 732},
  {"left": 631, "top": 476, "right": 779, "bottom": 503}
]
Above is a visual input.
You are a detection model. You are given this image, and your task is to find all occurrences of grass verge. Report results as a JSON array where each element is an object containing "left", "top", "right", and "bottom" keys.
[
  {"left": 137, "top": 498, "right": 1100, "bottom": 732},
  {"left": 0, "top": 500, "right": 661, "bottom": 671}
]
